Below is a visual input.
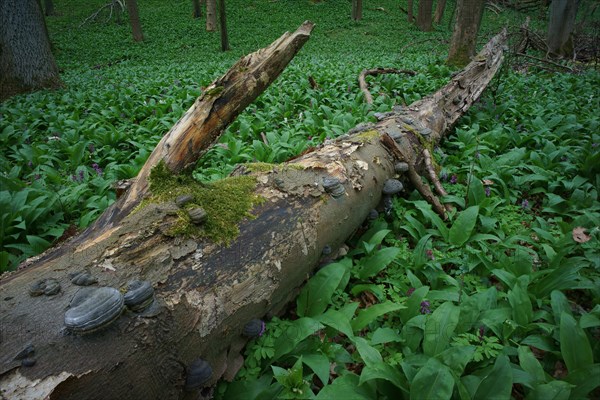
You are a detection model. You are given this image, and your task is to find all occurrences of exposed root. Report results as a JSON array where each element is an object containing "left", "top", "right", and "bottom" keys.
[
  {"left": 358, "top": 68, "right": 416, "bottom": 104},
  {"left": 381, "top": 134, "right": 447, "bottom": 219}
]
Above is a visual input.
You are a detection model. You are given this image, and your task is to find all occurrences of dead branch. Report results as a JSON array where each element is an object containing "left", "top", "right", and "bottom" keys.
[
  {"left": 358, "top": 68, "right": 416, "bottom": 104},
  {"left": 516, "top": 52, "right": 574, "bottom": 72}
]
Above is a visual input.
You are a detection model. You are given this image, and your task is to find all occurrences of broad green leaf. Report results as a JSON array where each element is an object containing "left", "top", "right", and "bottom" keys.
[
  {"left": 365, "top": 229, "right": 391, "bottom": 247},
  {"left": 353, "top": 337, "right": 382, "bottom": 366},
  {"left": 550, "top": 290, "right": 572, "bottom": 325},
  {"left": 296, "top": 261, "right": 348, "bottom": 317},
  {"left": 525, "top": 381, "right": 572, "bottom": 400},
  {"left": 360, "top": 363, "right": 409, "bottom": 393},
  {"left": 467, "top": 176, "right": 486, "bottom": 206},
  {"left": 274, "top": 317, "right": 324, "bottom": 360},
  {"left": 350, "top": 284, "right": 385, "bottom": 301},
  {"left": 560, "top": 312, "right": 594, "bottom": 373},
  {"left": 371, "top": 327, "right": 403, "bottom": 345},
  {"left": 316, "top": 373, "right": 374, "bottom": 400},
  {"left": 358, "top": 246, "right": 400, "bottom": 280},
  {"left": 317, "top": 309, "right": 354, "bottom": 339},
  {"left": 436, "top": 346, "right": 476, "bottom": 376},
  {"left": 518, "top": 346, "right": 546, "bottom": 384},
  {"left": 351, "top": 301, "right": 406, "bottom": 332},
  {"left": 222, "top": 374, "right": 278, "bottom": 400},
  {"left": 302, "top": 354, "right": 330, "bottom": 386},
  {"left": 473, "top": 355, "right": 512, "bottom": 400},
  {"left": 410, "top": 358, "right": 454, "bottom": 400},
  {"left": 508, "top": 276, "right": 533, "bottom": 326},
  {"left": 413, "top": 234, "right": 433, "bottom": 269},
  {"left": 423, "top": 302, "right": 460, "bottom": 356},
  {"left": 414, "top": 201, "right": 449, "bottom": 240},
  {"left": 564, "top": 364, "right": 600, "bottom": 399},
  {"left": 401, "top": 315, "right": 427, "bottom": 353},
  {"left": 580, "top": 312, "right": 600, "bottom": 329},
  {"left": 449, "top": 206, "right": 479, "bottom": 246},
  {"left": 399, "top": 286, "right": 429, "bottom": 324}
]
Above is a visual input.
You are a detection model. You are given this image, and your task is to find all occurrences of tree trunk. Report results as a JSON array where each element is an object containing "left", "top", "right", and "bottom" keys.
[
  {"left": 433, "top": 0, "right": 446, "bottom": 23},
  {"left": 125, "top": 0, "right": 144, "bottom": 42},
  {"left": 43, "top": 0, "right": 54, "bottom": 16},
  {"left": 407, "top": 0, "right": 413, "bottom": 23},
  {"left": 218, "top": 0, "right": 229, "bottom": 51},
  {"left": 547, "top": 0, "right": 580, "bottom": 58},
  {"left": 416, "top": 0, "right": 433, "bottom": 31},
  {"left": 192, "top": 0, "right": 202, "bottom": 18},
  {"left": 352, "top": 0, "right": 363, "bottom": 21},
  {"left": 206, "top": 0, "right": 216, "bottom": 31},
  {"left": 0, "top": 0, "right": 62, "bottom": 101},
  {"left": 447, "top": 0, "right": 485, "bottom": 67},
  {"left": 0, "top": 25, "right": 507, "bottom": 399}
]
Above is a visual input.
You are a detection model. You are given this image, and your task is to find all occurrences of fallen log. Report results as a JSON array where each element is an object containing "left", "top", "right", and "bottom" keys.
[{"left": 0, "top": 24, "right": 507, "bottom": 399}]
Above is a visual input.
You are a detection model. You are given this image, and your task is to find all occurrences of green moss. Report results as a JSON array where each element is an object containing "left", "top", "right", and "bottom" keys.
[
  {"left": 204, "top": 85, "right": 225, "bottom": 96},
  {"left": 245, "top": 162, "right": 277, "bottom": 173},
  {"left": 147, "top": 161, "right": 263, "bottom": 243},
  {"left": 354, "top": 129, "right": 380, "bottom": 143}
]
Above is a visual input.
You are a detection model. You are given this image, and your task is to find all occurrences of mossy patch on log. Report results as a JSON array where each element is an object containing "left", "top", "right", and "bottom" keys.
[
  {"left": 354, "top": 129, "right": 380, "bottom": 143},
  {"left": 145, "top": 162, "right": 263, "bottom": 243}
]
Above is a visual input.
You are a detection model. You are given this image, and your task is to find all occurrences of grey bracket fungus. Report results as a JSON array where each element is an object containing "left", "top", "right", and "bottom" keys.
[
  {"left": 368, "top": 209, "right": 379, "bottom": 220},
  {"left": 175, "top": 194, "right": 194, "bottom": 208},
  {"left": 394, "top": 162, "right": 409, "bottom": 173},
  {"left": 382, "top": 179, "right": 404, "bottom": 195},
  {"left": 322, "top": 177, "right": 345, "bottom": 198},
  {"left": 188, "top": 207, "right": 208, "bottom": 224},
  {"left": 64, "top": 287, "right": 124, "bottom": 334},
  {"left": 322, "top": 245, "right": 332, "bottom": 256},
  {"left": 29, "top": 278, "right": 61, "bottom": 297},
  {"left": 242, "top": 319, "right": 265, "bottom": 338},
  {"left": 123, "top": 280, "right": 155, "bottom": 312},
  {"left": 185, "top": 358, "right": 213, "bottom": 391},
  {"left": 69, "top": 271, "right": 98, "bottom": 286}
]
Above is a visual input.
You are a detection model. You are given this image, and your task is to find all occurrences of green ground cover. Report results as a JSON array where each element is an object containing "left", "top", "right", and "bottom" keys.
[{"left": 0, "top": 0, "right": 598, "bottom": 398}]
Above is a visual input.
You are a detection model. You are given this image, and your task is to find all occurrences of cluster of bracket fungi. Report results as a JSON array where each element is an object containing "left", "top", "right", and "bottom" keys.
[{"left": 176, "top": 194, "right": 208, "bottom": 224}]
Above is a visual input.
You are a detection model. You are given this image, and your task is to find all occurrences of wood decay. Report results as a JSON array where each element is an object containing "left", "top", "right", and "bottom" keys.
[{"left": 0, "top": 22, "right": 507, "bottom": 400}]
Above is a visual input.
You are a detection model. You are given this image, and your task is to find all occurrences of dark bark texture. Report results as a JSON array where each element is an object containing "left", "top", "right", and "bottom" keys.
[
  {"left": 433, "top": 0, "right": 446, "bottom": 23},
  {"left": 126, "top": 0, "right": 144, "bottom": 42},
  {"left": 547, "top": 0, "right": 580, "bottom": 58},
  {"left": 416, "top": 0, "right": 433, "bottom": 31},
  {"left": 192, "top": 0, "right": 202, "bottom": 18},
  {"left": 352, "top": 0, "right": 363, "bottom": 21},
  {"left": 0, "top": 23, "right": 507, "bottom": 400},
  {"left": 447, "top": 0, "right": 485, "bottom": 67},
  {"left": 218, "top": 0, "right": 229, "bottom": 51},
  {"left": 43, "top": 0, "right": 54, "bottom": 16},
  {"left": 0, "top": 0, "right": 62, "bottom": 101}
]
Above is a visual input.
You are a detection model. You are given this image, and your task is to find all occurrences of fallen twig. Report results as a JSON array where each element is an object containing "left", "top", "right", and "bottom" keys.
[{"left": 516, "top": 53, "right": 574, "bottom": 72}]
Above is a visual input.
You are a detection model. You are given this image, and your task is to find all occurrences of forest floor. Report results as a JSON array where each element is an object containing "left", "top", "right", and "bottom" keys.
[{"left": 1, "top": 0, "right": 599, "bottom": 398}]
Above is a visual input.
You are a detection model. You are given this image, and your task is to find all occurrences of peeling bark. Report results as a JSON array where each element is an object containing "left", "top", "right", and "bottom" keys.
[{"left": 0, "top": 27, "right": 507, "bottom": 399}]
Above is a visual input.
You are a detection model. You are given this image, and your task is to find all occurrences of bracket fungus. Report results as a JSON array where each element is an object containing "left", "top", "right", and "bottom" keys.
[
  {"left": 29, "top": 278, "right": 61, "bottom": 296},
  {"left": 188, "top": 207, "right": 208, "bottom": 225},
  {"left": 185, "top": 358, "right": 213, "bottom": 391},
  {"left": 69, "top": 271, "right": 98, "bottom": 286},
  {"left": 64, "top": 287, "right": 124, "bottom": 334},
  {"left": 123, "top": 280, "right": 155, "bottom": 312},
  {"left": 242, "top": 319, "right": 266, "bottom": 338},
  {"left": 322, "top": 177, "right": 345, "bottom": 198}
]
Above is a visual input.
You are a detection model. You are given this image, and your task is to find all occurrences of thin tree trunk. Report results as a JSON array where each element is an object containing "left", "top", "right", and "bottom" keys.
[
  {"left": 433, "top": 0, "right": 446, "bottom": 23},
  {"left": 0, "top": 26, "right": 507, "bottom": 399},
  {"left": 352, "top": 0, "right": 363, "bottom": 21},
  {"left": 125, "top": 0, "right": 144, "bottom": 42},
  {"left": 417, "top": 0, "right": 433, "bottom": 31},
  {"left": 218, "top": 0, "right": 229, "bottom": 51},
  {"left": 0, "top": 0, "right": 62, "bottom": 101},
  {"left": 192, "top": 0, "right": 202, "bottom": 18},
  {"left": 447, "top": 0, "right": 485, "bottom": 66},
  {"left": 547, "top": 0, "right": 580, "bottom": 58},
  {"left": 43, "top": 0, "right": 54, "bottom": 16},
  {"left": 206, "top": 0, "right": 216, "bottom": 31},
  {"left": 407, "top": 0, "right": 413, "bottom": 23}
]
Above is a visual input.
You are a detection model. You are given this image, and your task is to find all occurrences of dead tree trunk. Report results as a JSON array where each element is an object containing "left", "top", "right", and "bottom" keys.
[
  {"left": 206, "top": 0, "right": 216, "bottom": 31},
  {"left": 0, "top": 24, "right": 507, "bottom": 400},
  {"left": 416, "top": 0, "right": 433, "bottom": 31}
]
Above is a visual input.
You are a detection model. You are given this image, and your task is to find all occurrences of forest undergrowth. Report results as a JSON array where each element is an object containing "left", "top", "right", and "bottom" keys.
[{"left": 0, "top": 0, "right": 598, "bottom": 398}]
